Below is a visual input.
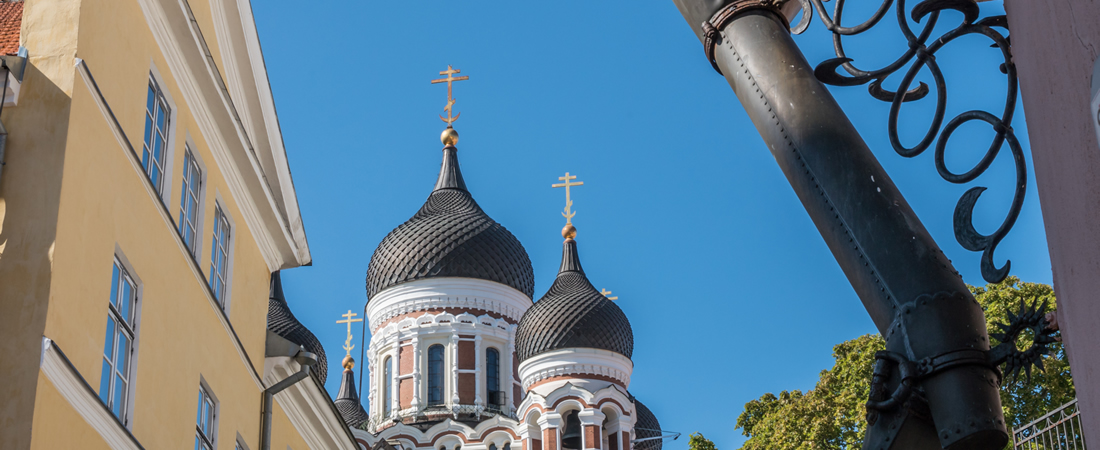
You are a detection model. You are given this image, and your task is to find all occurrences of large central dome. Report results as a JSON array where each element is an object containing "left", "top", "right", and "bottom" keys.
[{"left": 366, "top": 144, "right": 535, "bottom": 301}]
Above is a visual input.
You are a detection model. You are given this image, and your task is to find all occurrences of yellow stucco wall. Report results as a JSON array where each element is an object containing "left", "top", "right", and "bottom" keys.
[
  {"left": 0, "top": 1, "right": 80, "bottom": 448},
  {"left": 0, "top": 0, "right": 331, "bottom": 449},
  {"left": 30, "top": 373, "right": 112, "bottom": 450}
]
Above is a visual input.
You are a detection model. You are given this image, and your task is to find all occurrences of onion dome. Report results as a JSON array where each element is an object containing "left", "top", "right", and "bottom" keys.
[
  {"left": 515, "top": 237, "right": 633, "bottom": 361},
  {"left": 633, "top": 398, "right": 663, "bottom": 450},
  {"left": 267, "top": 272, "right": 328, "bottom": 384},
  {"left": 365, "top": 144, "right": 535, "bottom": 301},
  {"left": 334, "top": 356, "right": 369, "bottom": 429}
]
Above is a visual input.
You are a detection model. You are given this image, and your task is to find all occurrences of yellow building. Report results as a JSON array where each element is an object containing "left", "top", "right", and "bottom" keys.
[{"left": 0, "top": 0, "right": 356, "bottom": 448}]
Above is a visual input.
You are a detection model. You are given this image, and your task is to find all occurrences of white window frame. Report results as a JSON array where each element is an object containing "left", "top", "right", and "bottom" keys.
[
  {"left": 142, "top": 64, "right": 179, "bottom": 205},
  {"left": 195, "top": 381, "right": 218, "bottom": 450},
  {"left": 99, "top": 255, "right": 141, "bottom": 428},
  {"left": 209, "top": 200, "right": 234, "bottom": 310},
  {"left": 141, "top": 75, "right": 171, "bottom": 195},
  {"left": 178, "top": 146, "right": 205, "bottom": 258}
]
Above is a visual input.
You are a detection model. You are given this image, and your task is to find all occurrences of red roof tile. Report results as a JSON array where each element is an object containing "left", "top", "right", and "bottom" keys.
[{"left": 0, "top": 1, "right": 22, "bottom": 56}]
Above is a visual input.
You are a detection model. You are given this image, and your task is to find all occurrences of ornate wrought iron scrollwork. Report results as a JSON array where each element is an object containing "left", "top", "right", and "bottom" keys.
[
  {"left": 987, "top": 299, "right": 1059, "bottom": 383},
  {"left": 794, "top": 0, "right": 1024, "bottom": 283}
]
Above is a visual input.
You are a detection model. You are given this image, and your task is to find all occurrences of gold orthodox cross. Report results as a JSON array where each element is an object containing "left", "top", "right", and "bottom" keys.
[
  {"left": 336, "top": 310, "right": 363, "bottom": 357},
  {"left": 552, "top": 172, "right": 584, "bottom": 225},
  {"left": 601, "top": 289, "right": 619, "bottom": 301},
  {"left": 431, "top": 65, "right": 469, "bottom": 126}
]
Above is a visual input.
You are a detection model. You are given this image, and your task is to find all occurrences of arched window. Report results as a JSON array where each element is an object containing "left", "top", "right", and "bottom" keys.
[
  {"left": 428, "top": 344, "right": 445, "bottom": 405},
  {"left": 503, "top": 443, "right": 510, "bottom": 450},
  {"left": 490, "top": 444, "right": 497, "bottom": 450},
  {"left": 383, "top": 356, "right": 392, "bottom": 415},
  {"left": 486, "top": 348, "right": 500, "bottom": 408}
]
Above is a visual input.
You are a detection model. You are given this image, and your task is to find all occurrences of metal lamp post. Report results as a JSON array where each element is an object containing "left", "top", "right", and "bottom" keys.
[{"left": 670, "top": 0, "right": 1013, "bottom": 447}]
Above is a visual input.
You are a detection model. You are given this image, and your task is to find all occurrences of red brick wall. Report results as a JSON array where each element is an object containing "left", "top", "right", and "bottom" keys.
[
  {"left": 584, "top": 425, "right": 600, "bottom": 449},
  {"left": 621, "top": 432, "right": 629, "bottom": 450},
  {"left": 532, "top": 439, "right": 543, "bottom": 450},
  {"left": 400, "top": 378, "right": 413, "bottom": 409},
  {"left": 513, "top": 352, "right": 520, "bottom": 379},
  {"left": 458, "top": 340, "right": 475, "bottom": 370},
  {"left": 399, "top": 343, "right": 413, "bottom": 374},
  {"left": 458, "top": 372, "right": 475, "bottom": 404},
  {"left": 543, "top": 429, "right": 558, "bottom": 450},
  {"left": 513, "top": 384, "right": 523, "bottom": 408},
  {"left": 608, "top": 432, "right": 618, "bottom": 450}
]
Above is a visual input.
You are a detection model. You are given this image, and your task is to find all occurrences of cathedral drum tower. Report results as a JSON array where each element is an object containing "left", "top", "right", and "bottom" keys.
[{"left": 345, "top": 66, "right": 664, "bottom": 450}]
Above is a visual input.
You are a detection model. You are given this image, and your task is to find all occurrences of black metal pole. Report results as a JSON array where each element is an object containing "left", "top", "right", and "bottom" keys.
[{"left": 671, "top": 2, "right": 1007, "bottom": 448}]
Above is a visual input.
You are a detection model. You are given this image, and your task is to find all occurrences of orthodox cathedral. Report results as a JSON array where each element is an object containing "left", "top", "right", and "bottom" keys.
[{"left": 321, "top": 67, "right": 665, "bottom": 450}]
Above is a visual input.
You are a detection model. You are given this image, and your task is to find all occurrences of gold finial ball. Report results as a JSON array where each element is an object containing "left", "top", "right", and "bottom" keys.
[
  {"left": 441, "top": 127, "right": 459, "bottom": 146},
  {"left": 562, "top": 223, "right": 577, "bottom": 240},
  {"left": 342, "top": 355, "right": 355, "bottom": 370}
]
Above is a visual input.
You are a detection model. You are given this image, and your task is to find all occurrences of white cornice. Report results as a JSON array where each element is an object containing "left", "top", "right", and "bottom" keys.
[
  {"left": 368, "top": 278, "right": 533, "bottom": 331},
  {"left": 39, "top": 338, "right": 144, "bottom": 450},
  {"left": 518, "top": 349, "right": 633, "bottom": 391},
  {"left": 135, "top": 0, "right": 308, "bottom": 271},
  {"left": 266, "top": 357, "right": 359, "bottom": 450}
]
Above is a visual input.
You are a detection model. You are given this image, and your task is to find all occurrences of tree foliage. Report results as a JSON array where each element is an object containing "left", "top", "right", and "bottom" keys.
[
  {"left": 688, "top": 433, "right": 718, "bottom": 450},
  {"left": 735, "top": 277, "right": 1075, "bottom": 449}
]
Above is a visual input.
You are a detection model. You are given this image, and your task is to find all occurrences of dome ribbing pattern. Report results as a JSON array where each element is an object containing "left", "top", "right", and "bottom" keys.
[
  {"left": 633, "top": 399, "right": 663, "bottom": 450},
  {"left": 366, "top": 146, "right": 535, "bottom": 301},
  {"left": 334, "top": 368, "right": 368, "bottom": 429},
  {"left": 515, "top": 239, "right": 633, "bottom": 361},
  {"left": 267, "top": 272, "right": 328, "bottom": 384}
]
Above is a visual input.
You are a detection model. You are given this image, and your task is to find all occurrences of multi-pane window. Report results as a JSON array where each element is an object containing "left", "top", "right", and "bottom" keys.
[
  {"left": 486, "top": 348, "right": 501, "bottom": 409},
  {"left": 383, "top": 356, "right": 392, "bottom": 415},
  {"left": 99, "top": 260, "right": 137, "bottom": 423},
  {"left": 179, "top": 150, "right": 202, "bottom": 255},
  {"left": 195, "top": 385, "right": 216, "bottom": 450},
  {"left": 209, "top": 205, "right": 231, "bottom": 305},
  {"left": 142, "top": 77, "right": 171, "bottom": 193},
  {"left": 428, "top": 345, "right": 445, "bottom": 406}
]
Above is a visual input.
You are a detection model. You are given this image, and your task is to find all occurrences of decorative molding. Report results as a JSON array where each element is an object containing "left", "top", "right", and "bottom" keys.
[
  {"left": 368, "top": 278, "right": 532, "bottom": 331},
  {"left": 134, "top": 0, "right": 307, "bottom": 271},
  {"left": 519, "top": 349, "right": 633, "bottom": 391},
  {"left": 39, "top": 338, "right": 145, "bottom": 450},
  {"left": 265, "top": 357, "right": 359, "bottom": 450},
  {"left": 371, "top": 312, "right": 514, "bottom": 348},
  {"left": 75, "top": 58, "right": 264, "bottom": 390}
]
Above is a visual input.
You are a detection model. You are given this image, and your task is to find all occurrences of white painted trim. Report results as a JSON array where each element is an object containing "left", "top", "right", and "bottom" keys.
[
  {"left": 368, "top": 278, "right": 533, "bottom": 331},
  {"left": 134, "top": 0, "right": 308, "bottom": 271},
  {"left": 234, "top": 0, "right": 311, "bottom": 263},
  {"left": 265, "top": 357, "right": 359, "bottom": 450},
  {"left": 518, "top": 349, "right": 633, "bottom": 391},
  {"left": 39, "top": 338, "right": 144, "bottom": 450},
  {"left": 76, "top": 58, "right": 264, "bottom": 390}
]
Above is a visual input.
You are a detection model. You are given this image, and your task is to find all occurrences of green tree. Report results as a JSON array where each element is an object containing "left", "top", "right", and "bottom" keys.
[
  {"left": 688, "top": 433, "right": 718, "bottom": 450},
  {"left": 735, "top": 277, "right": 1074, "bottom": 449}
]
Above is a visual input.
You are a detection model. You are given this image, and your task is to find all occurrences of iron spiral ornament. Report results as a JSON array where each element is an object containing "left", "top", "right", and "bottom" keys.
[{"left": 792, "top": 0, "right": 1024, "bottom": 283}]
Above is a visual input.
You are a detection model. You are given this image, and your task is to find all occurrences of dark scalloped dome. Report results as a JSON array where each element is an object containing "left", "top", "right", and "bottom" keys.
[
  {"left": 515, "top": 239, "right": 633, "bottom": 361},
  {"left": 267, "top": 272, "right": 328, "bottom": 384},
  {"left": 366, "top": 146, "right": 535, "bottom": 301},
  {"left": 633, "top": 399, "right": 663, "bottom": 450},
  {"left": 335, "top": 367, "right": 369, "bottom": 429}
]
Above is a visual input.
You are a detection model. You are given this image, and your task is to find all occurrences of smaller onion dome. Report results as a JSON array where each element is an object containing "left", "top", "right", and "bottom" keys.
[
  {"left": 334, "top": 356, "right": 369, "bottom": 429},
  {"left": 365, "top": 144, "right": 535, "bottom": 301},
  {"left": 515, "top": 237, "right": 633, "bottom": 361},
  {"left": 267, "top": 272, "right": 328, "bottom": 384},
  {"left": 633, "top": 398, "right": 663, "bottom": 450}
]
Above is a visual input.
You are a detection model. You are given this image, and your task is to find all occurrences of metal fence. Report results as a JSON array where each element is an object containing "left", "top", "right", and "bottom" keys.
[{"left": 1014, "top": 399, "right": 1087, "bottom": 450}]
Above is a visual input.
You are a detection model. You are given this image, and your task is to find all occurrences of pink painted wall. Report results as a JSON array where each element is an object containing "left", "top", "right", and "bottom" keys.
[{"left": 1006, "top": 0, "right": 1100, "bottom": 442}]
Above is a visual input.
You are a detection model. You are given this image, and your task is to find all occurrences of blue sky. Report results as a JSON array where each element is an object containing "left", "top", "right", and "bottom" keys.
[{"left": 252, "top": 2, "right": 1046, "bottom": 448}]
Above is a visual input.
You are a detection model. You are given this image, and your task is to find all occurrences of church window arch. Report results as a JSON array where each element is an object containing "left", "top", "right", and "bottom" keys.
[
  {"left": 486, "top": 347, "right": 501, "bottom": 409},
  {"left": 428, "top": 344, "right": 445, "bottom": 405},
  {"left": 383, "top": 356, "right": 393, "bottom": 415}
]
